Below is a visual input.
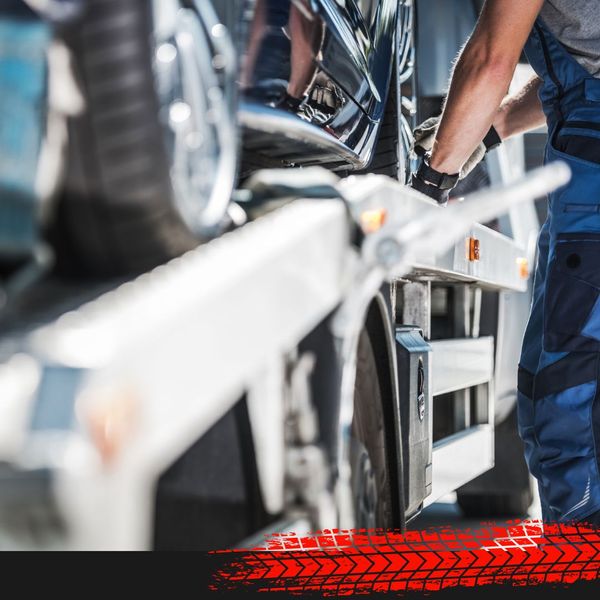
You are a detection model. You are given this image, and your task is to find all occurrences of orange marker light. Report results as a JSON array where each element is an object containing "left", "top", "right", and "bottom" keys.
[
  {"left": 360, "top": 208, "right": 387, "bottom": 234},
  {"left": 82, "top": 386, "right": 139, "bottom": 466},
  {"left": 517, "top": 257, "right": 530, "bottom": 280},
  {"left": 467, "top": 237, "right": 480, "bottom": 262}
]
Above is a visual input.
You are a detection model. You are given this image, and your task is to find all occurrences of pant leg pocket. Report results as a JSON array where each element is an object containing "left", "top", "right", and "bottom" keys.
[
  {"left": 555, "top": 129, "right": 600, "bottom": 166},
  {"left": 544, "top": 234, "right": 600, "bottom": 352},
  {"left": 553, "top": 122, "right": 600, "bottom": 167}
]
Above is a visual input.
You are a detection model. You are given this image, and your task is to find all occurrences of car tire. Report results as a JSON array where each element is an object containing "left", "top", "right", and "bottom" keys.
[
  {"left": 53, "top": 0, "right": 199, "bottom": 276},
  {"left": 364, "top": 82, "right": 404, "bottom": 180},
  {"left": 350, "top": 329, "right": 395, "bottom": 529},
  {"left": 54, "top": 0, "right": 236, "bottom": 277},
  {"left": 363, "top": 0, "right": 416, "bottom": 182},
  {"left": 456, "top": 489, "right": 533, "bottom": 519},
  {"left": 456, "top": 405, "right": 534, "bottom": 518}
]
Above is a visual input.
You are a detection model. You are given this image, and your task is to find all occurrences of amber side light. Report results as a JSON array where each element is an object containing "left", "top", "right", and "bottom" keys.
[
  {"left": 360, "top": 208, "right": 387, "bottom": 234},
  {"left": 82, "top": 387, "right": 139, "bottom": 466},
  {"left": 517, "top": 257, "right": 530, "bottom": 280},
  {"left": 467, "top": 237, "right": 480, "bottom": 262}
]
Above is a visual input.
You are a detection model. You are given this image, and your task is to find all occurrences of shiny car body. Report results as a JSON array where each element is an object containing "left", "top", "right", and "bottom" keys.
[{"left": 212, "top": 0, "right": 412, "bottom": 176}]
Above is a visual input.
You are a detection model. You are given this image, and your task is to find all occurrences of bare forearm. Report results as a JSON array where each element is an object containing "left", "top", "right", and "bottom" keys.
[
  {"left": 493, "top": 75, "right": 545, "bottom": 140},
  {"left": 427, "top": 0, "right": 545, "bottom": 175},
  {"left": 430, "top": 43, "right": 514, "bottom": 173}
]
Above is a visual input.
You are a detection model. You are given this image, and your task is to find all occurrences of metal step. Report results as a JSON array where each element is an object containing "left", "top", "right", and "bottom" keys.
[
  {"left": 430, "top": 337, "right": 494, "bottom": 397},
  {"left": 424, "top": 425, "right": 494, "bottom": 508}
]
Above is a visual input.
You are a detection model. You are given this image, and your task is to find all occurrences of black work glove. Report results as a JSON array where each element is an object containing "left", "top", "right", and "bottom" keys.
[
  {"left": 410, "top": 172, "right": 451, "bottom": 204},
  {"left": 410, "top": 155, "right": 459, "bottom": 206},
  {"left": 412, "top": 116, "right": 502, "bottom": 180}
]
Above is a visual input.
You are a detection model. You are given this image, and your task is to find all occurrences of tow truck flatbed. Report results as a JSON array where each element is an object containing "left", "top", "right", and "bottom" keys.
[{"left": 0, "top": 166, "right": 568, "bottom": 549}]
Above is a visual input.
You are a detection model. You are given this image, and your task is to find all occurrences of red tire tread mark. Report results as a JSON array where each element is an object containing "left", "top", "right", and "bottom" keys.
[{"left": 211, "top": 522, "right": 600, "bottom": 594}]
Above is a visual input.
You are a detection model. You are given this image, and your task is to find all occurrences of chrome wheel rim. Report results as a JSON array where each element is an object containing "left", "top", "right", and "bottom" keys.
[{"left": 152, "top": 0, "right": 238, "bottom": 238}]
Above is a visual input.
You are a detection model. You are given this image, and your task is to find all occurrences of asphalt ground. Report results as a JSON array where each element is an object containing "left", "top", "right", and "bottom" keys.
[{"left": 409, "top": 485, "right": 542, "bottom": 530}]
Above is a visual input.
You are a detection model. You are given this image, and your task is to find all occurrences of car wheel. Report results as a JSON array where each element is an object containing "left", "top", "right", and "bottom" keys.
[
  {"left": 456, "top": 490, "right": 533, "bottom": 519},
  {"left": 54, "top": 0, "right": 237, "bottom": 276},
  {"left": 456, "top": 405, "right": 534, "bottom": 518}
]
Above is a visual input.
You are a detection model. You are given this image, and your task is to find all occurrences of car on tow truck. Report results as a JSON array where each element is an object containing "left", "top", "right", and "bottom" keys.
[{"left": 0, "top": 0, "right": 549, "bottom": 549}]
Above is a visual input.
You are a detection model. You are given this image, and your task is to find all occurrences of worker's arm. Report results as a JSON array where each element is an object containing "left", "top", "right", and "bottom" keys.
[
  {"left": 493, "top": 75, "right": 546, "bottom": 140},
  {"left": 429, "top": 0, "right": 545, "bottom": 175}
]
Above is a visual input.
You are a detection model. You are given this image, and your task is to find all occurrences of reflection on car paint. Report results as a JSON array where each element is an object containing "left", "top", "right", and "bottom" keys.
[
  {"left": 237, "top": 0, "right": 406, "bottom": 171},
  {"left": 241, "top": 0, "right": 347, "bottom": 128}
]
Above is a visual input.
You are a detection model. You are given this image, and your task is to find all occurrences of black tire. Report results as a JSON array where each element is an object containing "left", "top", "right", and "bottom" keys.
[
  {"left": 56, "top": 0, "right": 200, "bottom": 276},
  {"left": 456, "top": 406, "right": 534, "bottom": 518},
  {"left": 364, "top": 82, "right": 404, "bottom": 180},
  {"left": 363, "top": 0, "right": 417, "bottom": 183},
  {"left": 350, "top": 330, "right": 395, "bottom": 529},
  {"left": 456, "top": 489, "right": 533, "bottom": 519}
]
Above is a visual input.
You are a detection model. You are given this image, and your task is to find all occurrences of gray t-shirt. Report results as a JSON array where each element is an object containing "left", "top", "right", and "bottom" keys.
[{"left": 540, "top": 1, "right": 600, "bottom": 77}]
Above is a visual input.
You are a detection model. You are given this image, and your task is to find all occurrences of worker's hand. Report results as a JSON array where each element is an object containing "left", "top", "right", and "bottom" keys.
[
  {"left": 410, "top": 172, "right": 451, "bottom": 205},
  {"left": 412, "top": 117, "right": 495, "bottom": 180},
  {"left": 409, "top": 154, "right": 460, "bottom": 206},
  {"left": 412, "top": 116, "right": 439, "bottom": 158}
]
